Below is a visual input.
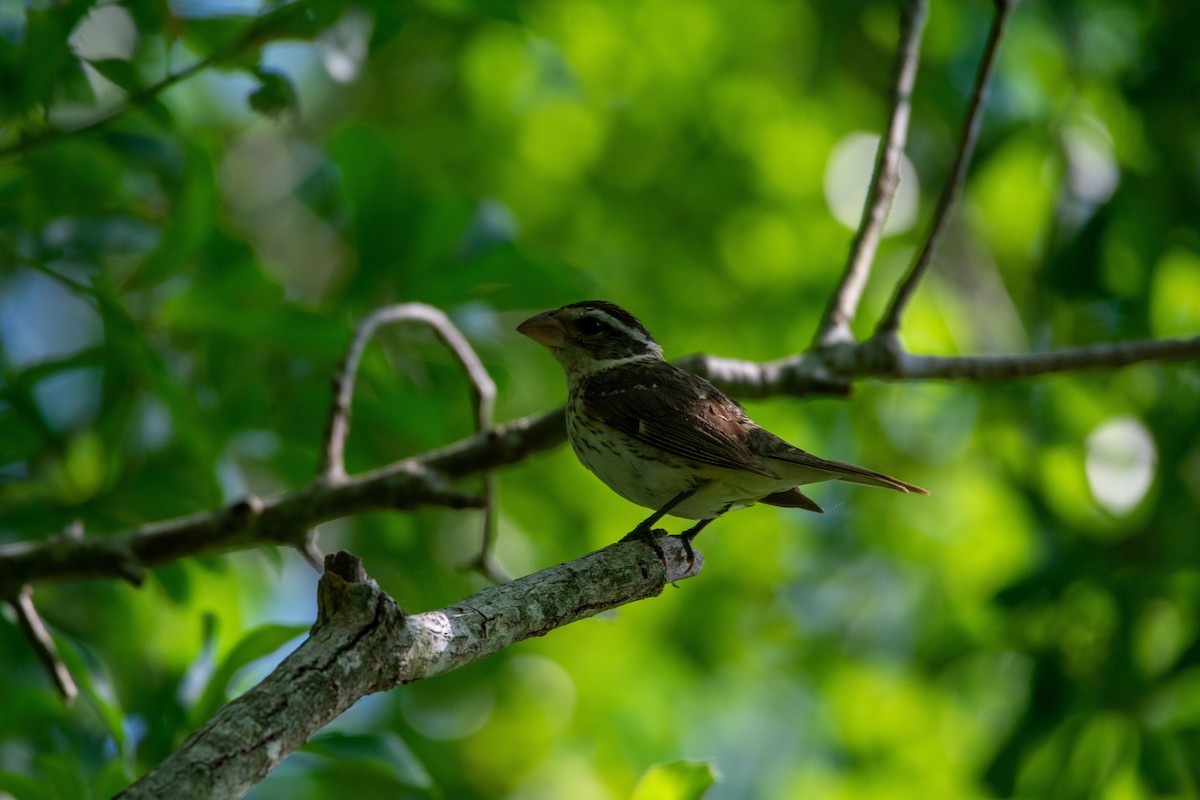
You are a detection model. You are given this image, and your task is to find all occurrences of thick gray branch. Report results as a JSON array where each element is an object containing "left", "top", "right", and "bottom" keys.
[{"left": 116, "top": 540, "right": 701, "bottom": 799}]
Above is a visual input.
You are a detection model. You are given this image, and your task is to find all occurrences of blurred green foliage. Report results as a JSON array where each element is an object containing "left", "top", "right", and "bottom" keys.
[{"left": 1, "top": 0, "right": 1199, "bottom": 797}]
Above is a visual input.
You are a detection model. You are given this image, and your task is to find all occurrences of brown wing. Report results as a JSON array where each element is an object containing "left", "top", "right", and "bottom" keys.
[{"left": 581, "top": 361, "right": 779, "bottom": 478}]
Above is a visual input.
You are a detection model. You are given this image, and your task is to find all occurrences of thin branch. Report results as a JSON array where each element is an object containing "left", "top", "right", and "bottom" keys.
[
  {"left": 9, "top": 586, "right": 78, "bottom": 704},
  {"left": 116, "top": 542, "right": 702, "bottom": 798},
  {"left": 318, "top": 303, "right": 496, "bottom": 483},
  {"left": 875, "top": 0, "right": 1016, "bottom": 337},
  {"left": 685, "top": 334, "right": 1200, "bottom": 386},
  {"left": 0, "top": 408, "right": 567, "bottom": 593},
  {"left": 673, "top": 353, "right": 853, "bottom": 399},
  {"left": 316, "top": 303, "right": 504, "bottom": 581},
  {"left": 890, "top": 336, "right": 1200, "bottom": 381},
  {"left": 814, "top": 0, "right": 929, "bottom": 347},
  {"left": 0, "top": 463, "right": 483, "bottom": 595},
  {"left": 460, "top": 471, "right": 509, "bottom": 584}
]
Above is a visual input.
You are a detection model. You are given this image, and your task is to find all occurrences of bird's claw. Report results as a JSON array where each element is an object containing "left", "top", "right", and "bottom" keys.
[
  {"left": 672, "top": 532, "right": 697, "bottom": 570},
  {"left": 621, "top": 525, "right": 668, "bottom": 567}
]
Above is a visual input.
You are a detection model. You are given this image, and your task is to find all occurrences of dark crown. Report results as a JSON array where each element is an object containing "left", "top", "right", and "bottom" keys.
[
  {"left": 554, "top": 301, "right": 662, "bottom": 363},
  {"left": 560, "top": 301, "right": 655, "bottom": 342}
]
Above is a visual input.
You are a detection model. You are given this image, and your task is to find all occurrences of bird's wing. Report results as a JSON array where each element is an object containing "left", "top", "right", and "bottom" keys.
[{"left": 581, "top": 362, "right": 780, "bottom": 478}]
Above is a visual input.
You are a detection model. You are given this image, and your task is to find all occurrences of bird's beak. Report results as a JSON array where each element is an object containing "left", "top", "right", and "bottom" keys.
[{"left": 517, "top": 311, "right": 568, "bottom": 348}]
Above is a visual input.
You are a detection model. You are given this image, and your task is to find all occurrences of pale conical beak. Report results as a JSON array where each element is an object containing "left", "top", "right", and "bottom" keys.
[{"left": 517, "top": 311, "right": 568, "bottom": 348}]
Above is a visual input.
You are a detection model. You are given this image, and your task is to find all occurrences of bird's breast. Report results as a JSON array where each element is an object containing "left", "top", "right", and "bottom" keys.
[{"left": 565, "top": 392, "right": 785, "bottom": 519}]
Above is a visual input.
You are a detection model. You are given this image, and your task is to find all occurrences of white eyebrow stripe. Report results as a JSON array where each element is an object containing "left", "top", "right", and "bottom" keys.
[{"left": 580, "top": 310, "right": 657, "bottom": 350}]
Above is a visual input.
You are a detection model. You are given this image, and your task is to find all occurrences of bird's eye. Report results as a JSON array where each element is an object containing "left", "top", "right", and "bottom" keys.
[{"left": 576, "top": 317, "right": 605, "bottom": 336}]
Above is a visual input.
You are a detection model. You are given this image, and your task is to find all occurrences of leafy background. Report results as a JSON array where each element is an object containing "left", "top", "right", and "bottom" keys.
[{"left": 2, "top": 0, "right": 1200, "bottom": 797}]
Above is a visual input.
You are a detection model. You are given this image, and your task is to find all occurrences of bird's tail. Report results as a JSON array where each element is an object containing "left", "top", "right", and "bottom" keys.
[
  {"left": 817, "top": 458, "right": 929, "bottom": 495},
  {"left": 763, "top": 445, "right": 929, "bottom": 495},
  {"left": 750, "top": 427, "right": 929, "bottom": 495}
]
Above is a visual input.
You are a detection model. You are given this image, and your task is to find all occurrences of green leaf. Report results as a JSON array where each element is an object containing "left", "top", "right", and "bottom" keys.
[
  {"left": 419, "top": 0, "right": 524, "bottom": 24},
  {"left": 29, "top": 754, "right": 88, "bottom": 800},
  {"left": 254, "top": 0, "right": 342, "bottom": 40},
  {"left": 304, "top": 731, "right": 433, "bottom": 789},
  {"left": 180, "top": 16, "right": 259, "bottom": 58},
  {"left": 0, "top": 2, "right": 92, "bottom": 115},
  {"left": 190, "top": 623, "right": 309, "bottom": 724},
  {"left": 0, "top": 770, "right": 55, "bottom": 800},
  {"left": 54, "top": 636, "right": 127, "bottom": 755},
  {"left": 91, "top": 759, "right": 134, "bottom": 799},
  {"left": 86, "top": 58, "right": 142, "bottom": 92},
  {"left": 136, "top": 144, "right": 217, "bottom": 288},
  {"left": 247, "top": 69, "right": 297, "bottom": 118},
  {"left": 631, "top": 760, "right": 719, "bottom": 800}
]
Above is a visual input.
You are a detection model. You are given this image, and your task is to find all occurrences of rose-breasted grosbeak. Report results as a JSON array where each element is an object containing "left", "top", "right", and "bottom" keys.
[{"left": 517, "top": 301, "right": 928, "bottom": 557}]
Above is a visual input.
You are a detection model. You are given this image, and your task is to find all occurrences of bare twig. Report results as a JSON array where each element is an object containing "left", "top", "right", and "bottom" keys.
[
  {"left": 298, "top": 530, "right": 324, "bottom": 572},
  {"left": 686, "top": 334, "right": 1200, "bottom": 385},
  {"left": 10, "top": 587, "right": 78, "bottom": 704},
  {"left": 673, "top": 353, "right": 853, "bottom": 399},
  {"left": 814, "top": 0, "right": 929, "bottom": 347},
  {"left": 890, "top": 336, "right": 1200, "bottom": 381},
  {"left": 315, "top": 303, "right": 504, "bottom": 580},
  {"left": 318, "top": 303, "right": 496, "bottom": 483},
  {"left": 0, "top": 463, "right": 483, "bottom": 594},
  {"left": 875, "top": 0, "right": 1016, "bottom": 337},
  {"left": 116, "top": 541, "right": 701, "bottom": 798},
  {"left": 460, "top": 471, "right": 509, "bottom": 583}
]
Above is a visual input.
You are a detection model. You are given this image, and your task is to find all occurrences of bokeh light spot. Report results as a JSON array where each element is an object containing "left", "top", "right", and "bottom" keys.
[
  {"left": 1085, "top": 416, "right": 1156, "bottom": 516},
  {"left": 823, "top": 132, "right": 919, "bottom": 235}
]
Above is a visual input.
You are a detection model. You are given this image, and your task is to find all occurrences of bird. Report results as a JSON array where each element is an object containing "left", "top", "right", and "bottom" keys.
[{"left": 517, "top": 300, "right": 928, "bottom": 560}]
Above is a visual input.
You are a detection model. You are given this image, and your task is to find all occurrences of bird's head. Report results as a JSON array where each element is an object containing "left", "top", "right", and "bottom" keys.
[{"left": 517, "top": 301, "right": 663, "bottom": 376}]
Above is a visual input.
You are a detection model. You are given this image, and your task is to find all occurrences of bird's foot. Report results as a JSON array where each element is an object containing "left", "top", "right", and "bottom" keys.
[
  {"left": 673, "top": 531, "right": 698, "bottom": 569},
  {"left": 620, "top": 525, "right": 667, "bottom": 566},
  {"left": 672, "top": 516, "right": 715, "bottom": 571}
]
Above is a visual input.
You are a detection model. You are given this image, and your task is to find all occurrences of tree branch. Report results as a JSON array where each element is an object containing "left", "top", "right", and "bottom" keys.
[
  {"left": 318, "top": 303, "right": 495, "bottom": 484},
  {"left": 9, "top": 586, "right": 77, "bottom": 704},
  {"left": 685, "top": 335, "right": 1200, "bottom": 387},
  {"left": 316, "top": 303, "right": 505, "bottom": 581},
  {"left": 890, "top": 336, "right": 1200, "bottom": 381},
  {"left": 814, "top": 0, "right": 929, "bottom": 347},
  {"left": 116, "top": 542, "right": 702, "bottom": 799},
  {"left": 875, "top": 0, "right": 1016, "bottom": 337},
  {"left": 0, "top": 463, "right": 482, "bottom": 595}
]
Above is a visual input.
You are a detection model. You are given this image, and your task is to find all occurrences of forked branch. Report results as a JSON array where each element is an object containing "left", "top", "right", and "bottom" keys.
[
  {"left": 815, "top": 0, "right": 929, "bottom": 346},
  {"left": 875, "top": 0, "right": 1017, "bottom": 338},
  {"left": 315, "top": 302, "right": 503, "bottom": 580},
  {"left": 318, "top": 303, "right": 496, "bottom": 482}
]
